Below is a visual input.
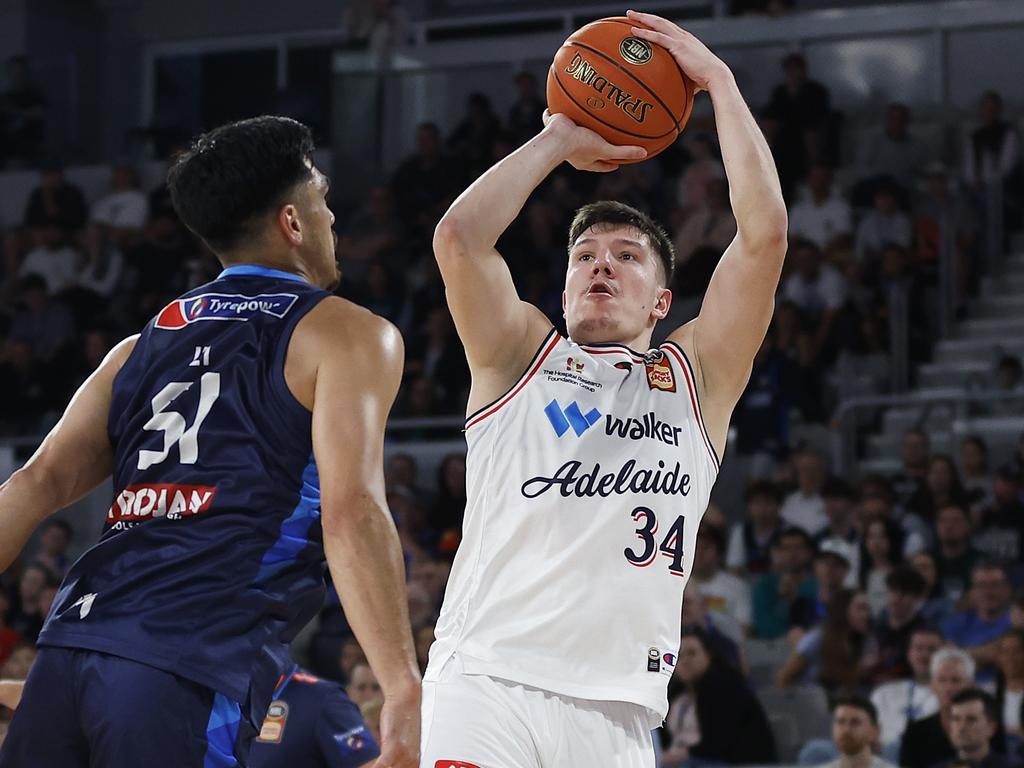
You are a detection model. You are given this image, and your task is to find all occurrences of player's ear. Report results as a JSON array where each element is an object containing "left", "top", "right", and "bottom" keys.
[
  {"left": 651, "top": 287, "right": 671, "bottom": 321},
  {"left": 278, "top": 204, "right": 303, "bottom": 246},
  {"left": 561, "top": 290, "right": 567, "bottom": 315}
]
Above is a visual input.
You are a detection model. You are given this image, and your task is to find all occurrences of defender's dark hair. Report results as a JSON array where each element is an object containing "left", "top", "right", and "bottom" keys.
[
  {"left": 567, "top": 200, "right": 675, "bottom": 286},
  {"left": 167, "top": 116, "right": 315, "bottom": 254}
]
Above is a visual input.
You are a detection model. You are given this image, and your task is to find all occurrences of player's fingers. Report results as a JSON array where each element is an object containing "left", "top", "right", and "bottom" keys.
[
  {"left": 590, "top": 161, "right": 621, "bottom": 173},
  {"left": 625, "top": 9, "right": 679, "bottom": 35},
  {"left": 605, "top": 144, "right": 648, "bottom": 162},
  {"left": 629, "top": 25, "right": 675, "bottom": 50}
]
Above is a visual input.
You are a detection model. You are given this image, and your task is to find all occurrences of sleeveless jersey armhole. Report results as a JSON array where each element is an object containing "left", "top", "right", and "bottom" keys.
[
  {"left": 661, "top": 340, "right": 721, "bottom": 471},
  {"left": 464, "top": 328, "right": 560, "bottom": 431},
  {"left": 270, "top": 292, "right": 331, "bottom": 432}
]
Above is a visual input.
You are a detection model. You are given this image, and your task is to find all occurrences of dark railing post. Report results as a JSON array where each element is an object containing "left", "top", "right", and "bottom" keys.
[
  {"left": 937, "top": 215, "right": 956, "bottom": 338},
  {"left": 888, "top": 281, "right": 910, "bottom": 393},
  {"left": 984, "top": 179, "right": 1004, "bottom": 274}
]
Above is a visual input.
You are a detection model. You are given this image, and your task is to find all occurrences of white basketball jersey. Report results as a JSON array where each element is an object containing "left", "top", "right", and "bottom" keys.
[{"left": 425, "top": 329, "right": 720, "bottom": 723}]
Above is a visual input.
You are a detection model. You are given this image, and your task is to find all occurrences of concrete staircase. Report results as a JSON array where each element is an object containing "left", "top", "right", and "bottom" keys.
[{"left": 857, "top": 252, "right": 1024, "bottom": 475}]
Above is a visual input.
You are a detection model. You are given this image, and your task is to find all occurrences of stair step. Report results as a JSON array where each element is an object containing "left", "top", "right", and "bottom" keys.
[
  {"left": 981, "top": 274, "right": 1024, "bottom": 296},
  {"left": 916, "top": 361, "right": 992, "bottom": 388},
  {"left": 970, "top": 294, "right": 1024, "bottom": 318},
  {"left": 867, "top": 431, "right": 955, "bottom": 457},
  {"left": 955, "top": 318, "right": 1024, "bottom": 340}
]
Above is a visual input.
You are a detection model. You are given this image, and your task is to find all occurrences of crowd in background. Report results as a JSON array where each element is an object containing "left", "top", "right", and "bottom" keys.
[{"left": 2, "top": 42, "right": 1024, "bottom": 765}]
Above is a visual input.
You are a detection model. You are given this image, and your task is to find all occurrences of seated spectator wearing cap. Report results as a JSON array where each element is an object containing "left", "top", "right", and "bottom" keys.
[
  {"left": 869, "top": 567, "right": 930, "bottom": 685},
  {"left": 781, "top": 449, "right": 829, "bottom": 536},
  {"left": 933, "top": 505, "right": 984, "bottom": 603},
  {"left": 791, "top": 539, "right": 856, "bottom": 631},
  {"left": 871, "top": 626, "right": 942, "bottom": 751},
  {"left": 995, "top": 629, "right": 1024, "bottom": 740},
  {"left": 692, "top": 524, "right": 752, "bottom": 637},
  {"left": 823, "top": 695, "right": 898, "bottom": 768},
  {"left": 752, "top": 527, "right": 817, "bottom": 639},
  {"left": 777, "top": 587, "right": 873, "bottom": 693},
  {"left": 943, "top": 562, "right": 1013, "bottom": 682},
  {"left": 662, "top": 627, "right": 776, "bottom": 767},
  {"left": 972, "top": 467, "right": 1024, "bottom": 567},
  {"left": 727, "top": 481, "right": 784, "bottom": 576},
  {"left": 937, "top": 689, "right": 1019, "bottom": 768},
  {"left": 900, "top": 648, "right": 978, "bottom": 768}
]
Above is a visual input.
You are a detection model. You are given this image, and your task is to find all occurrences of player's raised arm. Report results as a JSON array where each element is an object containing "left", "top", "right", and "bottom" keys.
[
  {"left": 630, "top": 11, "right": 788, "bottom": 447},
  {"left": 294, "top": 299, "right": 419, "bottom": 768},
  {"left": 0, "top": 335, "right": 136, "bottom": 572},
  {"left": 433, "top": 112, "right": 646, "bottom": 407}
]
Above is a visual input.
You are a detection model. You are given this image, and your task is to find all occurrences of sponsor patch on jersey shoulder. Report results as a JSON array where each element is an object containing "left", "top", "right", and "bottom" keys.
[
  {"left": 155, "top": 293, "right": 299, "bottom": 330},
  {"left": 645, "top": 353, "right": 676, "bottom": 392}
]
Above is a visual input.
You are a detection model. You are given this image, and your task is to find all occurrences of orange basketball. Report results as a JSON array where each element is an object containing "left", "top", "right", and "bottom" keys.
[{"left": 546, "top": 16, "right": 695, "bottom": 162}]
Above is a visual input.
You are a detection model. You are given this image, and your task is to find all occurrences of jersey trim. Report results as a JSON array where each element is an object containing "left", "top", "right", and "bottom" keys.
[
  {"left": 577, "top": 342, "right": 647, "bottom": 361},
  {"left": 661, "top": 341, "right": 720, "bottom": 470},
  {"left": 219, "top": 264, "right": 310, "bottom": 283},
  {"left": 464, "top": 328, "right": 559, "bottom": 430}
]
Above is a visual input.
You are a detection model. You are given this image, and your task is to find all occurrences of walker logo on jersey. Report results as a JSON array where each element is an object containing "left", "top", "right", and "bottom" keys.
[
  {"left": 107, "top": 483, "right": 217, "bottom": 525},
  {"left": 566, "top": 356, "right": 585, "bottom": 373},
  {"left": 155, "top": 292, "right": 298, "bottom": 329},
  {"left": 544, "top": 399, "right": 601, "bottom": 437},
  {"left": 256, "top": 700, "right": 289, "bottom": 744},
  {"left": 644, "top": 350, "right": 677, "bottom": 392},
  {"left": 604, "top": 412, "right": 682, "bottom": 446}
]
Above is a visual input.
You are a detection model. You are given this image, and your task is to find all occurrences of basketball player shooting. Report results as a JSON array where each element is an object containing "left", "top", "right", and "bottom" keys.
[
  {"left": 421, "top": 11, "right": 787, "bottom": 767},
  {"left": 0, "top": 117, "right": 419, "bottom": 768}
]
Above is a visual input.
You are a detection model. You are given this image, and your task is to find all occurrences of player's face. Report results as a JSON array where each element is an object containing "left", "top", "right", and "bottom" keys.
[
  {"left": 300, "top": 163, "right": 340, "bottom": 291},
  {"left": 563, "top": 225, "right": 670, "bottom": 346}
]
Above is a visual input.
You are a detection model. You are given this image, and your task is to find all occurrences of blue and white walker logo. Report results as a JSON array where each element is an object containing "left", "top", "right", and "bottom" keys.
[
  {"left": 544, "top": 399, "right": 601, "bottom": 437},
  {"left": 156, "top": 293, "right": 298, "bottom": 330}
]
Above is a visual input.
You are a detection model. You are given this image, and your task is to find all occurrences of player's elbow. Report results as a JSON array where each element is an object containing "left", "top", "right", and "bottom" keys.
[
  {"left": 432, "top": 215, "right": 471, "bottom": 265},
  {"left": 742, "top": 211, "right": 788, "bottom": 260}
]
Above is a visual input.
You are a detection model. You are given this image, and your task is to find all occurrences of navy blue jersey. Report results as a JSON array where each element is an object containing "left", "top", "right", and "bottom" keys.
[
  {"left": 39, "top": 265, "right": 331, "bottom": 711},
  {"left": 249, "top": 666, "right": 380, "bottom": 768}
]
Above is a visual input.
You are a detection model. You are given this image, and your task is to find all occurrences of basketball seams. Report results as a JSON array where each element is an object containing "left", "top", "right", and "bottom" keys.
[{"left": 550, "top": 65, "right": 671, "bottom": 141}]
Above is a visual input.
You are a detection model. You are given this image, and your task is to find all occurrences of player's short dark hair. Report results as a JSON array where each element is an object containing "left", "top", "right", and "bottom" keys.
[
  {"left": 951, "top": 688, "right": 998, "bottom": 722},
  {"left": 745, "top": 480, "right": 783, "bottom": 505},
  {"left": 567, "top": 200, "right": 675, "bottom": 286},
  {"left": 167, "top": 115, "right": 315, "bottom": 254},
  {"left": 832, "top": 694, "right": 878, "bottom": 725},
  {"left": 885, "top": 565, "right": 928, "bottom": 597}
]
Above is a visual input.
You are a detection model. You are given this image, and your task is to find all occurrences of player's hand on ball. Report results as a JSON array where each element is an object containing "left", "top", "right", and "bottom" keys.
[
  {"left": 625, "top": 9, "right": 729, "bottom": 93},
  {"left": 372, "top": 692, "right": 420, "bottom": 768},
  {"left": 542, "top": 110, "right": 647, "bottom": 172}
]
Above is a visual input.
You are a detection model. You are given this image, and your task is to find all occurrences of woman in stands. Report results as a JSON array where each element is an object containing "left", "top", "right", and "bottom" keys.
[{"left": 860, "top": 518, "right": 905, "bottom": 617}]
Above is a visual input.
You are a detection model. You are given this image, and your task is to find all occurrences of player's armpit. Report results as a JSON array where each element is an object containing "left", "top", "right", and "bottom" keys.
[{"left": 0, "top": 335, "right": 136, "bottom": 571}]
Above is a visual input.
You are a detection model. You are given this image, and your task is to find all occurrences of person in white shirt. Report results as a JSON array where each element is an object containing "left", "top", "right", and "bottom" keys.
[
  {"left": 726, "top": 480, "right": 783, "bottom": 576},
  {"left": 996, "top": 629, "right": 1024, "bottom": 738},
  {"left": 17, "top": 222, "right": 79, "bottom": 296},
  {"left": 692, "top": 524, "right": 752, "bottom": 636},
  {"left": 870, "top": 626, "right": 942, "bottom": 749},
  {"left": 821, "top": 695, "right": 898, "bottom": 768},
  {"left": 963, "top": 91, "right": 1019, "bottom": 188},
  {"left": 788, "top": 163, "right": 852, "bottom": 249},
  {"left": 854, "top": 184, "right": 912, "bottom": 266},
  {"left": 781, "top": 450, "right": 829, "bottom": 536}
]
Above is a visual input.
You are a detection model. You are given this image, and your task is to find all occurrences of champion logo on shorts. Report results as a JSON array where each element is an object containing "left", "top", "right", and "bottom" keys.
[{"left": 435, "top": 762, "right": 482, "bottom": 768}]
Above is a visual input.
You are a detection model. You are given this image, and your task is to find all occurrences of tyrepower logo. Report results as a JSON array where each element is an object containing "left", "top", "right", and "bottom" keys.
[
  {"left": 155, "top": 292, "right": 298, "bottom": 329},
  {"left": 107, "top": 483, "right": 216, "bottom": 526}
]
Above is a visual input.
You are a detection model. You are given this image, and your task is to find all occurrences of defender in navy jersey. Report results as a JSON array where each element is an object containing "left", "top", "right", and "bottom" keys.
[
  {"left": 249, "top": 665, "right": 379, "bottom": 768},
  {"left": 0, "top": 117, "right": 420, "bottom": 768}
]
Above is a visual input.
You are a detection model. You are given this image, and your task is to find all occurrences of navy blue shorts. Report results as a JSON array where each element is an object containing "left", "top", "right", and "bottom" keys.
[{"left": 0, "top": 647, "right": 258, "bottom": 768}]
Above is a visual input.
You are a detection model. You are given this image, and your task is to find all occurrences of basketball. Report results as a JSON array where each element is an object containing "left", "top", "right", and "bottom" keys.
[{"left": 546, "top": 16, "right": 696, "bottom": 162}]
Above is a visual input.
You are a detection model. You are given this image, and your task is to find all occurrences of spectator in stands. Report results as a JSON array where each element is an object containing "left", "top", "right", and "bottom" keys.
[
  {"left": 973, "top": 466, "right": 1024, "bottom": 565},
  {"left": 777, "top": 587, "right": 873, "bottom": 693},
  {"left": 0, "top": 338, "right": 48, "bottom": 435},
  {"left": 893, "top": 428, "right": 931, "bottom": 510},
  {"left": 337, "top": 637, "right": 367, "bottom": 686},
  {"left": 900, "top": 647, "right": 977, "bottom": 768},
  {"left": 996, "top": 629, "right": 1024, "bottom": 739},
  {"left": 507, "top": 72, "right": 544, "bottom": 144},
  {"left": 124, "top": 192, "right": 195, "bottom": 325},
  {"left": 781, "top": 449, "right": 829, "bottom": 536},
  {"left": 32, "top": 520, "right": 71, "bottom": 578},
  {"left": 771, "top": 298, "right": 828, "bottom": 422},
  {"left": 17, "top": 221, "right": 79, "bottom": 296},
  {"left": 870, "top": 566, "right": 929, "bottom": 685},
  {"left": 391, "top": 122, "right": 453, "bottom": 239},
  {"left": 7, "top": 273, "right": 75, "bottom": 363},
  {"left": 961, "top": 435, "right": 995, "bottom": 517},
  {"left": 427, "top": 452, "right": 466, "bottom": 558},
  {"left": 910, "top": 550, "right": 955, "bottom": 627},
  {"left": 942, "top": 689, "right": 1014, "bottom": 768},
  {"left": 854, "top": 183, "right": 913, "bottom": 267},
  {"left": 753, "top": 527, "right": 816, "bottom": 639},
  {"left": 335, "top": 184, "right": 401, "bottom": 287},
  {"left": 447, "top": 92, "right": 501, "bottom": 176},
  {"left": 943, "top": 562, "right": 1013, "bottom": 682},
  {"left": 788, "top": 165, "right": 852, "bottom": 250},
  {"left": 871, "top": 626, "right": 942, "bottom": 751},
  {"left": 782, "top": 239, "right": 849, "bottom": 357},
  {"left": 89, "top": 163, "right": 149, "bottom": 245},
  {"left": 22, "top": 165, "right": 88, "bottom": 237},
  {"left": 384, "top": 453, "right": 422, "bottom": 498},
  {"left": 914, "top": 162, "right": 977, "bottom": 281},
  {"left": 342, "top": 0, "right": 410, "bottom": 55},
  {"left": 345, "top": 663, "right": 382, "bottom": 710},
  {"left": 853, "top": 103, "right": 930, "bottom": 204},
  {"left": 861, "top": 518, "right": 906, "bottom": 616},
  {"left": 0, "top": 588, "right": 20, "bottom": 667},
  {"left": 817, "top": 478, "right": 862, "bottom": 558},
  {"left": 672, "top": 178, "right": 736, "bottom": 264},
  {"left": 933, "top": 504, "right": 984, "bottom": 603},
  {"left": 676, "top": 133, "right": 725, "bottom": 213},
  {"left": 727, "top": 480, "right": 783, "bottom": 576},
  {"left": 823, "top": 695, "right": 897, "bottom": 768},
  {"left": 0, "top": 56, "right": 46, "bottom": 168},
  {"left": 732, "top": 330, "right": 798, "bottom": 462},
  {"left": 663, "top": 627, "right": 776, "bottom": 767},
  {"left": 909, "top": 454, "right": 971, "bottom": 521},
  {"left": 765, "top": 53, "right": 833, "bottom": 197},
  {"left": 791, "top": 540, "right": 856, "bottom": 633},
  {"left": 681, "top": 583, "right": 742, "bottom": 662},
  {"left": 692, "top": 524, "right": 752, "bottom": 636},
  {"left": 964, "top": 91, "right": 1019, "bottom": 190},
  {"left": 0, "top": 642, "right": 36, "bottom": 683},
  {"left": 860, "top": 474, "right": 929, "bottom": 557},
  {"left": 9, "top": 562, "right": 54, "bottom": 644}
]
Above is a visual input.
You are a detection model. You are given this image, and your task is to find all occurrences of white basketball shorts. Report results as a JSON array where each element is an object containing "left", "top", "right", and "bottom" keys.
[{"left": 420, "top": 654, "right": 656, "bottom": 768}]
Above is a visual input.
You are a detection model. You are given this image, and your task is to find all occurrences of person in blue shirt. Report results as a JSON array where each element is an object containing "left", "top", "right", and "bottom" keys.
[
  {"left": 249, "top": 665, "right": 379, "bottom": 768},
  {"left": 943, "top": 561, "right": 1013, "bottom": 682},
  {"left": 0, "top": 116, "right": 420, "bottom": 768}
]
